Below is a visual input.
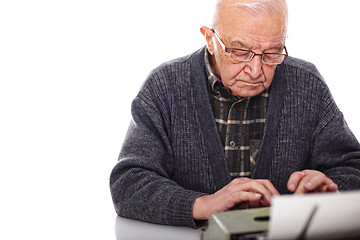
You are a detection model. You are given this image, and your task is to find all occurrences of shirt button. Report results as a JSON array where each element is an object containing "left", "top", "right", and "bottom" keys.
[{"left": 230, "top": 141, "right": 236, "bottom": 147}]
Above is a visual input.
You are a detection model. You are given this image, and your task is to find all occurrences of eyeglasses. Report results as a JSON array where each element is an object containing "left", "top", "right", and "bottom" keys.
[{"left": 211, "top": 29, "right": 288, "bottom": 65}]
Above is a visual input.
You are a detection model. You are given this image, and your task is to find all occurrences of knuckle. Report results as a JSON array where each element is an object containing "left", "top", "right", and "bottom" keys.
[
  {"left": 262, "top": 179, "right": 271, "bottom": 185},
  {"left": 302, "top": 175, "right": 312, "bottom": 182},
  {"left": 231, "top": 178, "right": 242, "bottom": 184}
]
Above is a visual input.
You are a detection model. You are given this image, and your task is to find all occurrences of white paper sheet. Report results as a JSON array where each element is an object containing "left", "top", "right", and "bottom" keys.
[{"left": 267, "top": 190, "right": 360, "bottom": 240}]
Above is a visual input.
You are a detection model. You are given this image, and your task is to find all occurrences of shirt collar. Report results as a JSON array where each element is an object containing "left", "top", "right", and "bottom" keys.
[
  {"left": 204, "top": 49, "right": 236, "bottom": 100},
  {"left": 204, "top": 49, "right": 220, "bottom": 92}
]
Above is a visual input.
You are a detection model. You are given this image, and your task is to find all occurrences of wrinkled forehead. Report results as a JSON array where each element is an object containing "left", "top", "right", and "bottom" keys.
[
  {"left": 216, "top": 4, "right": 287, "bottom": 43},
  {"left": 214, "top": 0, "right": 288, "bottom": 38},
  {"left": 216, "top": 0, "right": 287, "bottom": 15}
]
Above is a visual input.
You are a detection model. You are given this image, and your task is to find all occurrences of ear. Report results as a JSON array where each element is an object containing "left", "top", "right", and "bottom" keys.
[{"left": 200, "top": 26, "right": 215, "bottom": 55}]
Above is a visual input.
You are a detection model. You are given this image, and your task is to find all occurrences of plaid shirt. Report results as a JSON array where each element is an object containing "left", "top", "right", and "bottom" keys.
[{"left": 205, "top": 50, "right": 269, "bottom": 178}]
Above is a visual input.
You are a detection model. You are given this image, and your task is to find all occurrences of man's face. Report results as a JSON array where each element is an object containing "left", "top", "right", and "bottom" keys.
[{"left": 207, "top": 7, "right": 286, "bottom": 98}]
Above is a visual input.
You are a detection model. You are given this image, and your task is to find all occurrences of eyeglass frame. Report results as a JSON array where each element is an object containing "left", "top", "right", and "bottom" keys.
[{"left": 211, "top": 29, "right": 288, "bottom": 65}]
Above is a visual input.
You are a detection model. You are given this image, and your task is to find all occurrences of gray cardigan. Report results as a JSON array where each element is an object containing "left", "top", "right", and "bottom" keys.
[{"left": 110, "top": 47, "right": 360, "bottom": 228}]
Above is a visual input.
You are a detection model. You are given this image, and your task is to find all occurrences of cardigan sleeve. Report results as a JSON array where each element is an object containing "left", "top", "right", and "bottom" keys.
[
  {"left": 109, "top": 81, "right": 204, "bottom": 228},
  {"left": 310, "top": 87, "right": 360, "bottom": 190}
]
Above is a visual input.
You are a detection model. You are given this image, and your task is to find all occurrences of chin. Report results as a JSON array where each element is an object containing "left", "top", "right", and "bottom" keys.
[{"left": 228, "top": 79, "right": 270, "bottom": 97}]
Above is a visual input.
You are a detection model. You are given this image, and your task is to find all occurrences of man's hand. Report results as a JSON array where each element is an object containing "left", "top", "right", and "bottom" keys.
[
  {"left": 287, "top": 170, "right": 338, "bottom": 194},
  {"left": 192, "top": 178, "right": 279, "bottom": 220}
]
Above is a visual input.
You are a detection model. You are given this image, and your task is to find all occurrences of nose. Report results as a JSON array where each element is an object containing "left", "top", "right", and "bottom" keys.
[{"left": 244, "top": 55, "right": 263, "bottom": 79}]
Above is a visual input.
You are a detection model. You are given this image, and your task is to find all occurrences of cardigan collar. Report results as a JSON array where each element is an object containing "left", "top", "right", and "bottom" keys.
[{"left": 189, "top": 46, "right": 287, "bottom": 188}]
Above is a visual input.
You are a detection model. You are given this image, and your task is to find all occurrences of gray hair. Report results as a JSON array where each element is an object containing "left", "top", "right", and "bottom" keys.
[{"left": 212, "top": 0, "right": 288, "bottom": 32}]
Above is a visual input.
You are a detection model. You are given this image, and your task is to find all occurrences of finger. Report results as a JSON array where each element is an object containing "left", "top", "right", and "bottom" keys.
[
  {"left": 327, "top": 182, "right": 338, "bottom": 192},
  {"left": 287, "top": 171, "right": 306, "bottom": 192},
  {"left": 258, "top": 198, "right": 270, "bottom": 207},
  {"left": 247, "top": 197, "right": 270, "bottom": 208},
  {"left": 294, "top": 176, "right": 312, "bottom": 194},
  {"left": 314, "top": 182, "right": 338, "bottom": 192},
  {"left": 257, "top": 179, "right": 280, "bottom": 196},
  {"left": 303, "top": 174, "right": 333, "bottom": 192},
  {"left": 238, "top": 181, "right": 274, "bottom": 205},
  {"left": 317, "top": 185, "right": 328, "bottom": 192},
  {"left": 254, "top": 179, "right": 280, "bottom": 204},
  {"left": 232, "top": 191, "right": 262, "bottom": 205}
]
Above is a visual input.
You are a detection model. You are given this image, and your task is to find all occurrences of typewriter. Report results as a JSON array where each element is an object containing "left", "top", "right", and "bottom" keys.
[{"left": 201, "top": 191, "right": 360, "bottom": 240}]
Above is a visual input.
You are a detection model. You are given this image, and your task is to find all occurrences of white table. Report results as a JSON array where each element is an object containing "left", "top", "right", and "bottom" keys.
[{"left": 115, "top": 216, "right": 202, "bottom": 240}]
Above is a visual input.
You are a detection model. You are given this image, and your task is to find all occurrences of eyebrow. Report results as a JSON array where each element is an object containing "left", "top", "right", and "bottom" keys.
[
  {"left": 231, "top": 40, "right": 252, "bottom": 49},
  {"left": 230, "top": 40, "right": 283, "bottom": 51}
]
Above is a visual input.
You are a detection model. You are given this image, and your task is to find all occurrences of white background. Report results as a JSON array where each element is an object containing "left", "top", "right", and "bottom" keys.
[{"left": 0, "top": 0, "right": 359, "bottom": 239}]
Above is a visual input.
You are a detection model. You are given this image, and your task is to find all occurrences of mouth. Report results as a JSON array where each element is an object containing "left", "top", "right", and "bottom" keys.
[{"left": 238, "top": 80, "right": 265, "bottom": 85}]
